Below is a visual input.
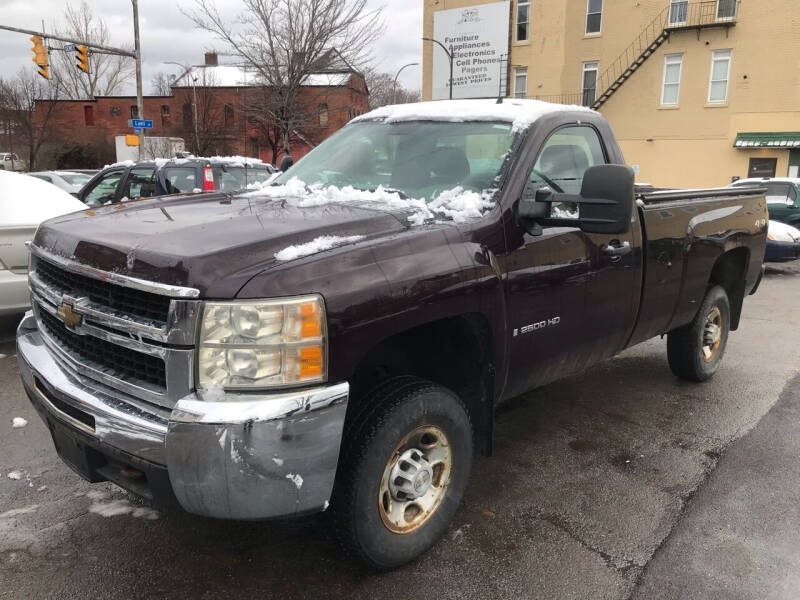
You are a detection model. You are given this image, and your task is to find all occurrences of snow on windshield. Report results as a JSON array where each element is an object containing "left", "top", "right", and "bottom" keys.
[
  {"left": 0, "top": 171, "right": 88, "bottom": 227},
  {"left": 245, "top": 178, "right": 497, "bottom": 226}
]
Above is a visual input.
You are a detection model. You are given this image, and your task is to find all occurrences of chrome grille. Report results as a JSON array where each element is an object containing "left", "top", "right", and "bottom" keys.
[
  {"left": 28, "top": 245, "right": 200, "bottom": 409},
  {"left": 38, "top": 308, "right": 166, "bottom": 389},
  {"left": 36, "top": 258, "right": 171, "bottom": 323}
]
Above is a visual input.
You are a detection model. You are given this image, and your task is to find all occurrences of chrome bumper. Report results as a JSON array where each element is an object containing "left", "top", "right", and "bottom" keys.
[{"left": 16, "top": 312, "right": 349, "bottom": 520}]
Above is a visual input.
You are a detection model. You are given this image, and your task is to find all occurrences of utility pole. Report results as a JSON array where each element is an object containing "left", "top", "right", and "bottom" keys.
[{"left": 131, "top": 0, "right": 144, "bottom": 160}]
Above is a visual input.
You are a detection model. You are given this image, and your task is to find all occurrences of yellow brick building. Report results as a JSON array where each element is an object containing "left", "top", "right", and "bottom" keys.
[{"left": 422, "top": 0, "right": 800, "bottom": 187}]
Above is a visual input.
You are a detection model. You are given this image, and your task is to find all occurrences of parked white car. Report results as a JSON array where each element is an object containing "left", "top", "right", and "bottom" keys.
[
  {"left": 0, "top": 171, "right": 87, "bottom": 314},
  {"left": 0, "top": 152, "right": 26, "bottom": 172},
  {"left": 28, "top": 171, "right": 94, "bottom": 195}
]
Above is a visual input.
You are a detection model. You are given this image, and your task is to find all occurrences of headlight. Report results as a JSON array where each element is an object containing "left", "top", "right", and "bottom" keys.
[{"left": 197, "top": 295, "right": 326, "bottom": 392}]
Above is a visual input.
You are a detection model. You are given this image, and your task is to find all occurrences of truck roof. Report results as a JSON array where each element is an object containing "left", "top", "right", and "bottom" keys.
[{"left": 351, "top": 98, "right": 595, "bottom": 133}]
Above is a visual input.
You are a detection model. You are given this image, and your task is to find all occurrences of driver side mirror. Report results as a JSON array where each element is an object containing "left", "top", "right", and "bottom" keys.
[{"left": 518, "top": 164, "right": 635, "bottom": 235}]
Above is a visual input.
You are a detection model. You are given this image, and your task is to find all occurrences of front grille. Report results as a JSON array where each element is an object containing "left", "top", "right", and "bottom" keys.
[
  {"left": 35, "top": 258, "right": 171, "bottom": 324},
  {"left": 38, "top": 307, "right": 166, "bottom": 390}
]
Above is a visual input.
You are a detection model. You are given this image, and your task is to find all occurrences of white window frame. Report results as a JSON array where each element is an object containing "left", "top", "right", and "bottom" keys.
[
  {"left": 708, "top": 49, "right": 732, "bottom": 104},
  {"left": 660, "top": 53, "right": 683, "bottom": 106},
  {"left": 516, "top": 0, "right": 531, "bottom": 42},
  {"left": 582, "top": 61, "right": 599, "bottom": 106},
  {"left": 585, "top": 0, "right": 602, "bottom": 34},
  {"left": 669, "top": 0, "right": 688, "bottom": 25},
  {"left": 716, "top": 0, "right": 737, "bottom": 20},
  {"left": 514, "top": 67, "right": 528, "bottom": 98}
]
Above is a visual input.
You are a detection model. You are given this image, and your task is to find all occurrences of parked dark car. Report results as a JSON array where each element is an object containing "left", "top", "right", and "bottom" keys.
[
  {"left": 76, "top": 158, "right": 276, "bottom": 206},
  {"left": 17, "top": 100, "right": 767, "bottom": 569},
  {"left": 765, "top": 220, "right": 800, "bottom": 262},
  {"left": 730, "top": 177, "right": 800, "bottom": 227}
]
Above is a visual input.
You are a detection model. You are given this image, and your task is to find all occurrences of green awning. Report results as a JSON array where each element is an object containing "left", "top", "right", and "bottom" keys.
[{"left": 734, "top": 132, "right": 800, "bottom": 149}]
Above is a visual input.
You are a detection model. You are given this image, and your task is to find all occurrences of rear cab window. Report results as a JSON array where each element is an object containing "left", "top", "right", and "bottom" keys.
[
  {"left": 162, "top": 167, "right": 198, "bottom": 194},
  {"left": 123, "top": 168, "right": 157, "bottom": 200},
  {"left": 82, "top": 169, "right": 126, "bottom": 206}
]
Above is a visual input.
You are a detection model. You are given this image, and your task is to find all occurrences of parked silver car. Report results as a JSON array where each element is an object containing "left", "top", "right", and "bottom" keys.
[{"left": 27, "top": 171, "right": 94, "bottom": 195}]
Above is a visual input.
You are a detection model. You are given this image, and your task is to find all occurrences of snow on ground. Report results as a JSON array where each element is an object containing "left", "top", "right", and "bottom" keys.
[
  {"left": 86, "top": 491, "right": 160, "bottom": 520},
  {"left": 11, "top": 417, "right": 28, "bottom": 429},
  {"left": 0, "top": 505, "right": 39, "bottom": 519},
  {"left": 7, "top": 470, "right": 23, "bottom": 480},
  {"left": 275, "top": 235, "right": 366, "bottom": 261},
  {"left": 248, "top": 178, "right": 498, "bottom": 229},
  {"left": 352, "top": 98, "right": 593, "bottom": 133}
]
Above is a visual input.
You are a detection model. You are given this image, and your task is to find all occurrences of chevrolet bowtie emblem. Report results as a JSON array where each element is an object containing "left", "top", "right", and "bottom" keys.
[{"left": 56, "top": 302, "right": 82, "bottom": 329}]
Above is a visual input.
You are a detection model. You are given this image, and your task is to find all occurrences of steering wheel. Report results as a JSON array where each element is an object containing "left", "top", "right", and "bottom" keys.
[{"left": 531, "top": 169, "right": 564, "bottom": 193}]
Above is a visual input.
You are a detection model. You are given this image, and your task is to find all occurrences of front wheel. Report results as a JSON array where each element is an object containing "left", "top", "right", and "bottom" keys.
[
  {"left": 667, "top": 285, "right": 730, "bottom": 382},
  {"left": 332, "top": 377, "right": 473, "bottom": 569}
]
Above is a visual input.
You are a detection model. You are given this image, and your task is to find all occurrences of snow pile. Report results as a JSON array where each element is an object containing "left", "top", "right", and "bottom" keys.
[
  {"left": 352, "top": 98, "right": 594, "bottom": 133},
  {"left": 6, "top": 470, "right": 23, "bottom": 480},
  {"left": 11, "top": 417, "right": 28, "bottom": 429},
  {"left": 86, "top": 490, "right": 160, "bottom": 520},
  {"left": 105, "top": 159, "right": 135, "bottom": 169},
  {"left": 248, "top": 178, "right": 498, "bottom": 228},
  {"left": 275, "top": 235, "right": 365, "bottom": 261},
  {"left": 206, "top": 155, "right": 266, "bottom": 167},
  {"left": 0, "top": 171, "right": 87, "bottom": 227},
  {"left": 285, "top": 473, "right": 304, "bottom": 489}
]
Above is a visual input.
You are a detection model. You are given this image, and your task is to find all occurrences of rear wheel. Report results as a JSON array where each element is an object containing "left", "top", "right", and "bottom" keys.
[
  {"left": 332, "top": 377, "right": 473, "bottom": 569},
  {"left": 667, "top": 285, "right": 730, "bottom": 382}
]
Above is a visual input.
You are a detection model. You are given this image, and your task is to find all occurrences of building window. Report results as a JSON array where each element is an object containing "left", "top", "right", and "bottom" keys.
[
  {"left": 661, "top": 54, "right": 683, "bottom": 105},
  {"left": 717, "top": 0, "right": 736, "bottom": 20},
  {"left": 182, "top": 103, "right": 192, "bottom": 128},
  {"left": 516, "top": 1, "right": 531, "bottom": 42},
  {"left": 748, "top": 158, "right": 777, "bottom": 178},
  {"left": 708, "top": 49, "right": 732, "bottom": 103},
  {"left": 250, "top": 139, "right": 259, "bottom": 159},
  {"left": 582, "top": 61, "right": 598, "bottom": 107},
  {"left": 110, "top": 106, "right": 121, "bottom": 116},
  {"left": 130, "top": 105, "right": 138, "bottom": 119},
  {"left": 84, "top": 105, "right": 94, "bottom": 126},
  {"left": 319, "top": 103, "right": 329, "bottom": 127},
  {"left": 586, "top": 0, "right": 602, "bottom": 34},
  {"left": 160, "top": 105, "right": 170, "bottom": 127},
  {"left": 514, "top": 67, "right": 528, "bottom": 98},
  {"left": 224, "top": 104, "right": 234, "bottom": 128},
  {"left": 669, "top": 0, "right": 688, "bottom": 25}
]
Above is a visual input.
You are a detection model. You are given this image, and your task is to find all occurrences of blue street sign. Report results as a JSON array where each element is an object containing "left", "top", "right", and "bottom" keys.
[
  {"left": 64, "top": 43, "right": 77, "bottom": 52},
  {"left": 129, "top": 119, "right": 153, "bottom": 129},
  {"left": 133, "top": 127, "right": 143, "bottom": 134}
]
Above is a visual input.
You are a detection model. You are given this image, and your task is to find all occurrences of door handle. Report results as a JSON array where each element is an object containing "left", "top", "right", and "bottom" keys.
[{"left": 601, "top": 241, "right": 632, "bottom": 258}]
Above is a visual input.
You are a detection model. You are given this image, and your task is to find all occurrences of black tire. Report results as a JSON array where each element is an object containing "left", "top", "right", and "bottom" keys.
[
  {"left": 667, "top": 285, "right": 730, "bottom": 382},
  {"left": 332, "top": 376, "right": 473, "bottom": 570}
]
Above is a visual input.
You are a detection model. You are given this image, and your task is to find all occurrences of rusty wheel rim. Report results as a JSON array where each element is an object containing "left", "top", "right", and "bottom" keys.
[
  {"left": 702, "top": 305, "right": 723, "bottom": 363},
  {"left": 378, "top": 425, "right": 452, "bottom": 534}
]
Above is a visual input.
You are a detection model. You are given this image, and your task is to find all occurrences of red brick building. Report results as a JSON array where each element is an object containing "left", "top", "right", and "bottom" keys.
[{"left": 35, "top": 51, "right": 369, "bottom": 168}]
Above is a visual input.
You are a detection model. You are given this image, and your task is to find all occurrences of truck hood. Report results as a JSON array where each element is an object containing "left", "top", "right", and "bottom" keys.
[{"left": 33, "top": 192, "right": 409, "bottom": 296}]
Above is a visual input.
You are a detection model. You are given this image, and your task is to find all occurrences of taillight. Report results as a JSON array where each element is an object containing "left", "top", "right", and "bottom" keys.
[{"left": 203, "top": 166, "right": 215, "bottom": 191}]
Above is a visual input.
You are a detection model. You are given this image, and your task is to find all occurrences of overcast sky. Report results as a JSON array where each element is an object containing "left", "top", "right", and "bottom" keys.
[{"left": 0, "top": 0, "right": 423, "bottom": 93}]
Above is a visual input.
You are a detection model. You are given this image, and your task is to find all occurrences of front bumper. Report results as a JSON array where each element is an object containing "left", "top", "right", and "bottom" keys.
[{"left": 16, "top": 312, "right": 349, "bottom": 520}]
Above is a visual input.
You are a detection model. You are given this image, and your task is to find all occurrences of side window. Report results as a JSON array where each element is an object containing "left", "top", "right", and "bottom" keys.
[
  {"left": 123, "top": 168, "right": 156, "bottom": 200},
  {"left": 528, "top": 126, "right": 607, "bottom": 218},
  {"left": 83, "top": 171, "right": 125, "bottom": 206},
  {"left": 163, "top": 167, "right": 198, "bottom": 193}
]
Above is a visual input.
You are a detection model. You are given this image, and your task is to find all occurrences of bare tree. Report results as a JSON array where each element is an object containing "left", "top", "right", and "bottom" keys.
[
  {"left": 52, "top": 1, "right": 134, "bottom": 99},
  {"left": 363, "top": 68, "right": 420, "bottom": 109},
  {"left": 186, "top": 0, "right": 383, "bottom": 155},
  {"left": 0, "top": 69, "right": 63, "bottom": 170},
  {"left": 149, "top": 71, "right": 174, "bottom": 96},
  {"left": 175, "top": 70, "right": 234, "bottom": 156}
]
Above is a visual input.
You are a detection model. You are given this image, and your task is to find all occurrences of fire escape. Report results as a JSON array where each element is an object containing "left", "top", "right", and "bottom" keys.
[{"left": 590, "top": 1, "right": 738, "bottom": 109}]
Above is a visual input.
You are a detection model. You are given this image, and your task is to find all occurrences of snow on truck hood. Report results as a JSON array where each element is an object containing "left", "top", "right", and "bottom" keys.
[
  {"left": 352, "top": 98, "right": 595, "bottom": 133},
  {"left": 0, "top": 170, "right": 87, "bottom": 227}
]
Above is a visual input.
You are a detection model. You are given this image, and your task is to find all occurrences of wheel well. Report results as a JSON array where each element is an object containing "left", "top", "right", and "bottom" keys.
[
  {"left": 349, "top": 314, "right": 495, "bottom": 455},
  {"left": 709, "top": 247, "right": 749, "bottom": 330}
]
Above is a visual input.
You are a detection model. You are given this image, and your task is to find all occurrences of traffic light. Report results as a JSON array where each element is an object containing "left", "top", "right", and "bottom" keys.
[
  {"left": 30, "top": 35, "right": 49, "bottom": 80},
  {"left": 75, "top": 45, "right": 89, "bottom": 74}
]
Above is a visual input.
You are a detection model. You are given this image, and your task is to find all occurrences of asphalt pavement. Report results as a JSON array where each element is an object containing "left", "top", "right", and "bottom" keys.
[{"left": 1, "top": 261, "right": 799, "bottom": 599}]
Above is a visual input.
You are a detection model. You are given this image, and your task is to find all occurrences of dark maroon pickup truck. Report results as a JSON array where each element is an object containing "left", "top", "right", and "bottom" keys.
[{"left": 17, "top": 99, "right": 767, "bottom": 569}]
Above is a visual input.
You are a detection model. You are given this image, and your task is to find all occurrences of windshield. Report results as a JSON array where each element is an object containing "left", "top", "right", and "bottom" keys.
[
  {"left": 58, "top": 173, "right": 92, "bottom": 186},
  {"left": 274, "top": 120, "right": 517, "bottom": 203}
]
